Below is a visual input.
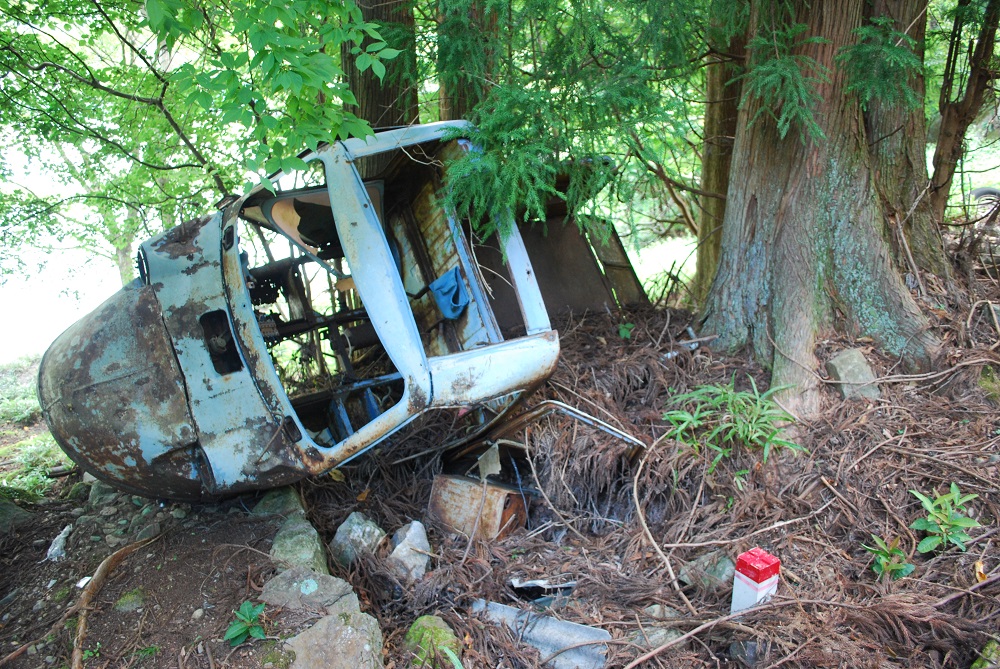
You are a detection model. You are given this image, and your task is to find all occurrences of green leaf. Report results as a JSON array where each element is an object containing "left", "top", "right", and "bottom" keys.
[
  {"left": 893, "top": 563, "right": 915, "bottom": 580},
  {"left": 145, "top": 0, "right": 165, "bottom": 28},
  {"left": 916, "top": 536, "right": 941, "bottom": 553},
  {"left": 909, "top": 490, "right": 935, "bottom": 513},
  {"left": 370, "top": 59, "right": 386, "bottom": 81},
  {"left": 950, "top": 516, "right": 980, "bottom": 528},
  {"left": 224, "top": 622, "right": 248, "bottom": 642}
]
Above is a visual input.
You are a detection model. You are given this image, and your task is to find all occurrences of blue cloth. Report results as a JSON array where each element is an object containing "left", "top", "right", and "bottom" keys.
[{"left": 429, "top": 267, "right": 470, "bottom": 320}]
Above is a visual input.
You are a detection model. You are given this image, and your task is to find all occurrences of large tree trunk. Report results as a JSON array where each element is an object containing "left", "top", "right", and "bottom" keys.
[
  {"left": 437, "top": 0, "right": 497, "bottom": 121},
  {"left": 864, "top": 0, "right": 950, "bottom": 279},
  {"left": 693, "top": 29, "right": 745, "bottom": 307},
  {"left": 930, "top": 0, "right": 1000, "bottom": 222},
  {"left": 342, "top": 0, "right": 419, "bottom": 178},
  {"left": 702, "top": 0, "right": 940, "bottom": 418}
]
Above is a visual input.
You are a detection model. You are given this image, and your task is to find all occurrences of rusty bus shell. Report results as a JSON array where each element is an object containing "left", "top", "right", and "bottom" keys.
[{"left": 38, "top": 122, "right": 560, "bottom": 500}]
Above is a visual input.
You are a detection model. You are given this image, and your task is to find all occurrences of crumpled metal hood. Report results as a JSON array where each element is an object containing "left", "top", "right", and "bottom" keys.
[{"left": 38, "top": 280, "right": 206, "bottom": 499}]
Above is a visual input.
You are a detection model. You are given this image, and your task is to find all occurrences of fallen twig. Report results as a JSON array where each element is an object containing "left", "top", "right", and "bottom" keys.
[
  {"left": 71, "top": 536, "right": 160, "bottom": 669},
  {"left": 0, "top": 535, "right": 158, "bottom": 668},
  {"left": 632, "top": 455, "right": 697, "bottom": 616},
  {"left": 622, "top": 599, "right": 867, "bottom": 669}
]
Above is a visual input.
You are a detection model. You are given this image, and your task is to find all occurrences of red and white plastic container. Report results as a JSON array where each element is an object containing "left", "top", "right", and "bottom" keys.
[{"left": 731, "top": 547, "right": 781, "bottom": 614}]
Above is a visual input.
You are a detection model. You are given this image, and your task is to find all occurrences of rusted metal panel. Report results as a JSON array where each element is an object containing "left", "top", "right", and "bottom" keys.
[
  {"left": 37, "top": 282, "right": 203, "bottom": 499},
  {"left": 427, "top": 474, "right": 527, "bottom": 540},
  {"left": 583, "top": 219, "right": 650, "bottom": 308}
]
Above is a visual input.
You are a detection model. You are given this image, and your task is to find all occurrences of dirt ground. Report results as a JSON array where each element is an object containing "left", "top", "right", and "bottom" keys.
[{"left": 2, "top": 244, "right": 1000, "bottom": 668}]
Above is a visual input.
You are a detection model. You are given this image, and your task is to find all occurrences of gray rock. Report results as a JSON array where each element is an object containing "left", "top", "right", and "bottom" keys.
[
  {"left": 0, "top": 499, "right": 32, "bottom": 534},
  {"left": 679, "top": 550, "right": 735, "bottom": 591},
  {"left": 285, "top": 611, "right": 383, "bottom": 669},
  {"left": 260, "top": 566, "right": 355, "bottom": 613},
  {"left": 253, "top": 488, "right": 306, "bottom": 518},
  {"left": 88, "top": 481, "right": 119, "bottom": 507},
  {"left": 643, "top": 604, "right": 682, "bottom": 620},
  {"left": 63, "top": 482, "right": 90, "bottom": 502},
  {"left": 631, "top": 605, "right": 686, "bottom": 651},
  {"left": 0, "top": 588, "right": 20, "bottom": 609},
  {"left": 729, "top": 640, "right": 771, "bottom": 667},
  {"left": 629, "top": 625, "right": 685, "bottom": 650},
  {"left": 826, "top": 348, "right": 880, "bottom": 400},
  {"left": 191, "top": 608, "right": 204, "bottom": 621},
  {"left": 136, "top": 523, "right": 162, "bottom": 541},
  {"left": 170, "top": 507, "right": 188, "bottom": 520},
  {"left": 387, "top": 521, "right": 431, "bottom": 582},
  {"left": 114, "top": 588, "right": 145, "bottom": 612},
  {"left": 329, "top": 512, "right": 386, "bottom": 568},
  {"left": 271, "top": 516, "right": 329, "bottom": 575}
]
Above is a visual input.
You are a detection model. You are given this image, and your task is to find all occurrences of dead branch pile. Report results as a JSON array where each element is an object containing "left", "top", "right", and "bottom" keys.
[{"left": 304, "top": 302, "right": 1000, "bottom": 668}]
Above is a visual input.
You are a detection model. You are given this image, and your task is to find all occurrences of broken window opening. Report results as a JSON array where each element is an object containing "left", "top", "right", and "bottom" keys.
[{"left": 237, "top": 139, "right": 533, "bottom": 449}]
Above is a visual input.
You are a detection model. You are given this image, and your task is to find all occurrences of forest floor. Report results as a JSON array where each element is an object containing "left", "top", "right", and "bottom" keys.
[{"left": 2, "top": 240, "right": 1000, "bottom": 668}]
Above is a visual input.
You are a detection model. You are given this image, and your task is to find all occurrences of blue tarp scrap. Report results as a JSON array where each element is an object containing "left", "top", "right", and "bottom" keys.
[{"left": 429, "top": 267, "right": 470, "bottom": 320}]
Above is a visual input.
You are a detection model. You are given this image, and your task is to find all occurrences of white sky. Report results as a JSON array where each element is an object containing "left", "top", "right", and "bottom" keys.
[{"left": 0, "top": 247, "right": 121, "bottom": 363}]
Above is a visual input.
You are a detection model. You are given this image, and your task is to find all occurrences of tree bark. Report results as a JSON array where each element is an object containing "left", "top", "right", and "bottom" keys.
[
  {"left": 930, "top": 0, "right": 1000, "bottom": 222},
  {"left": 702, "top": 0, "right": 940, "bottom": 418},
  {"left": 863, "top": 0, "right": 950, "bottom": 279},
  {"left": 437, "top": 1, "right": 498, "bottom": 121},
  {"left": 342, "top": 0, "right": 419, "bottom": 178},
  {"left": 694, "top": 31, "right": 745, "bottom": 307}
]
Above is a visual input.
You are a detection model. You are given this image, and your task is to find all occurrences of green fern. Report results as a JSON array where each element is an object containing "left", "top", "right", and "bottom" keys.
[
  {"left": 740, "top": 23, "right": 831, "bottom": 141},
  {"left": 836, "top": 16, "right": 922, "bottom": 111},
  {"left": 663, "top": 376, "right": 804, "bottom": 471}
]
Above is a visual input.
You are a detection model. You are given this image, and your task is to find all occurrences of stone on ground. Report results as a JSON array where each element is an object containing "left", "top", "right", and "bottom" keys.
[
  {"left": 678, "top": 550, "right": 735, "bottom": 591},
  {"left": 329, "top": 512, "right": 386, "bottom": 568},
  {"left": 87, "top": 481, "right": 120, "bottom": 507},
  {"left": 253, "top": 487, "right": 306, "bottom": 518},
  {"left": 285, "top": 610, "right": 383, "bottom": 669},
  {"left": 0, "top": 498, "right": 32, "bottom": 534},
  {"left": 270, "top": 516, "right": 328, "bottom": 575},
  {"left": 260, "top": 566, "right": 355, "bottom": 613},
  {"left": 387, "top": 521, "right": 431, "bottom": 582},
  {"left": 825, "top": 348, "right": 880, "bottom": 400}
]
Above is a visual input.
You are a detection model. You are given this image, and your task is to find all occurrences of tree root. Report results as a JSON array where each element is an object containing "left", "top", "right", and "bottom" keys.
[{"left": 0, "top": 535, "right": 159, "bottom": 668}]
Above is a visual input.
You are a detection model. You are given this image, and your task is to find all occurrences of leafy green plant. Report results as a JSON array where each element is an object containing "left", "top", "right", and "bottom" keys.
[
  {"left": 740, "top": 22, "right": 831, "bottom": 140},
  {"left": 0, "top": 432, "right": 69, "bottom": 497},
  {"left": 224, "top": 601, "right": 267, "bottom": 647},
  {"left": 133, "top": 646, "right": 160, "bottom": 659},
  {"left": 863, "top": 534, "right": 914, "bottom": 581},
  {"left": 441, "top": 647, "right": 465, "bottom": 669},
  {"left": 662, "top": 376, "right": 802, "bottom": 472},
  {"left": 0, "top": 356, "right": 42, "bottom": 425},
  {"left": 910, "top": 484, "right": 981, "bottom": 553},
  {"left": 618, "top": 323, "right": 636, "bottom": 339},
  {"left": 835, "top": 16, "right": 922, "bottom": 111},
  {"left": 82, "top": 642, "right": 101, "bottom": 660}
]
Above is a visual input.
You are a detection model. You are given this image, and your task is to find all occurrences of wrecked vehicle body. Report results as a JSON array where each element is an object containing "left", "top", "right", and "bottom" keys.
[{"left": 38, "top": 122, "right": 560, "bottom": 500}]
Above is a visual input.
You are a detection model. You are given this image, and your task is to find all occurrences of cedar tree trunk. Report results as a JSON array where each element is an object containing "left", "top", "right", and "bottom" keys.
[
  {"left": 864, "top": 0, "right": 950, "bottom": 279},
  {"left": 437, "top": 0, "right": 497, "bottom": 121},
  {"left": 343, "top": 0, "right": 419, "bottom": 178},
  {"left": 702, "top": 0, "right": 940, "bottom": 417},
  {"left": 694, "top": 31, "right": 745, "bottom": 307}
]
